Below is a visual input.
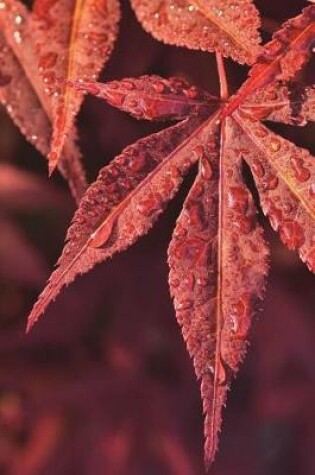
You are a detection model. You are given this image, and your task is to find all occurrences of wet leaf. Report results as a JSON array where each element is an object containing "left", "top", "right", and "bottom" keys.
[
  {"left": 28, "top": 8, "right": 315, "bottom": 453},
  {"left": 130, "top": 0, "right": 262, "bottom": 64},
  {"left": 31, "top": 0, "right": 120, "bottom": 172},
  {"left": 0, "top": 0, "right": 87, "bottom": 202},
  {"left": 27, "top": 111, "right": 219, "bottom": 330},
  {"left": 24, "top": 4, "right": 315, "bottom": 469},
  {"left": 168, "top": 118, "right": 268, "bottom": 465},
  {"left": 222, "top": 5, "right": 315, "bottom": 118},
  {"left": 241, "top": 82, "right": 315, "bottom": 125},
  {"left": 68, "top": 75, "right": 218, "bottom": 121},
  {"left": 232, "top": 113, "right": 315, "bottom": 272}
]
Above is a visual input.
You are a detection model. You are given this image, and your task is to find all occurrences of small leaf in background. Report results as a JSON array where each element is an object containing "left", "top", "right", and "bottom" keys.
[{"left": 0, "top": 0, "right": 87, "bottom": 201}]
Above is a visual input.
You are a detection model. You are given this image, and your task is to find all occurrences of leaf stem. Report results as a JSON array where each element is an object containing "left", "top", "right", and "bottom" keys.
[{"left": 215, "top": 52, "right": 228, "bottom": 101}]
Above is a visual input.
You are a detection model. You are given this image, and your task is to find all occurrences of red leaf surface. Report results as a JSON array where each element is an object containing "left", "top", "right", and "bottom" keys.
[
  {"left": 168, "top": 118, "right": 269, "bottom": 466},
  {"left": 232, "top": 113, "right": 315, "bottom": 272},
  {"left": 130, "top": 0, "right": 262, "bottom": 64},
  {"left": 27, "top": 111, "right": 219, "bottom": 330},
  {"left": 222, "top": 5, "right": 315, "bottom": 118},
  {"left": 31, "top": 0, "right": 120, "bottom": 172},
  {"left": 241, "top": 82, "right": 315, "bottom": 125},
  {"left": 69, "top": 75, "right": 218, "bottom": 121},
  {"left": 0, "top": 0, "right": 87, "bottom": 202},
  {"left": 21, "top": 2, "right": 315, "bottom": 469},
  {"left": 28, "top": 38, "right": 315, "bottom": 460}
]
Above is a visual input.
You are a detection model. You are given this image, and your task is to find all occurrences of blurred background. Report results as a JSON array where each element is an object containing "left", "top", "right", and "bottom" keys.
[{"left": 0, "top": 0, "right": 314, "bottom": 474}]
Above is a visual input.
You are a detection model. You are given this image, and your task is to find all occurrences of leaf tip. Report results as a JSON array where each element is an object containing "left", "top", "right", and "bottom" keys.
[
  {"left": 26, "top": 316, "right": 35, "bottom": 334},
  {"left": 204, "top": 439, "right": 217, "bottom": 473},
  {"left": 48, "top": 151, "right": 59, "bottom": 176}
]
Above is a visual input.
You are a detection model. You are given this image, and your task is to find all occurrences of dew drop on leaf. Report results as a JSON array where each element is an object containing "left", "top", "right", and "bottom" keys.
[{"left": 280, "top": 220, "right": 305, "bottom": 249}]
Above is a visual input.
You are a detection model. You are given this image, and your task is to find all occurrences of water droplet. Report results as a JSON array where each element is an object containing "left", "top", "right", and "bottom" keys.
[
  {"left": 42, "top": 70, "right": 56, "bottom": 85},
  {"left": 231, "top": 299, "right": 246, "bottom": 318},
  {"left": 167, "top": 166, "right": 181, "bottom": 180},
  {"left": 196, "top": 277, "right": 208, "bottom": 287},
  {"left": 251, "top": 159, "right": 265, "bottom": 178},
  {"left": 136, "top": 193, "right": 162, "bottom": 217},
  {"left": 153, "top": 81, "right": 165, "bottom": 93},
  {"left": 193, "top": 146, "right": 204, "bottom": 160},
  {"left": 290, "top": 156, "right": 310, "bottom": 183},
  {"left": 105, "top": 90, "right": 124, "bottom": 107},
  {"left": 169, "top": 276, "right": 180, "bottom": 288},
  {"left": 270, "top": 139, "right": 281, "bottom": 153},
  {"left": 122, "top": 81, "right": 134, "bottom": 90},
  {"left": 127, "top": 152, "right": 146, "bottom": 173},
  {"left": 306, "top": 249, "right": 315, "bottom": 273},
  {"left": 261, "top": 175, "right": 278, "bottom": 191},
  {"left": 268, "top": 206, "right": 282, "bottom": 230},
  {"left": 227, "top": 186, "right": 248, "bottom": 213},
  {"left": 127, "top": 99, "right": 138, "bottom": 109},
  {"left": 84, "top": 83, "right": 101, "bottom": 96},
  {"left": 174, "top": 224, "right": 187, "bottom": 239},
  {"left": 280, "top": 221, "right": 305, "bottom": 250},
  {"left": 89, "top": 217, "right": 116, "bottom": 248},
  {"left": 185, "top": 86, "right": 198, "bottom": 99},
  {"left": 13, "top": 30, "right": 22, "bottom": 44},
  {"left": 200, "top": 158, "right": 213, "bottom": 180},
  {"left": 283, "top": 202, "right": 294, "bottom": 213},
  {"left": 217, "top": 359, "right": 227, "bottom": 385},
  {"left": 187, "top": 202, "right": 205, "bottom": 230},
  {"left": 14, "top": 14, "right": 23, "bottom": 25},
  {"left": 231, "top": 314, "right": 239, "bottom": 333},
  {"left": 175, "top": 298, "right": 193, "bottom": 311},
  {"left": 254, "top": 126, "right": 268, "bottom": 138},
  {"left": 107, "top": 81, "right": 119, "bottom": 89},
  {"left": 183, "top": 274, "right": 195, "bottom": 291}
]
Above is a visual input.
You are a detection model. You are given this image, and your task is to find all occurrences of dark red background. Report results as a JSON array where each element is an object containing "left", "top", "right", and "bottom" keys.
[{"left": 0, "top": 1, "right": 314, "bottom": 474}]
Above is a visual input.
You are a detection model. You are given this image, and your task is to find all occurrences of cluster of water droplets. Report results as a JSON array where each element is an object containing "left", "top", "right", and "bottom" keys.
[
  {"left": 73, "top": 75, "right": 216, "bottom": 121},
  {"left": 132, "top": 0, "right": 261, "bottom": 64},
  {"left": 235, "top": 117, "right": 314, "bottom": 271},
  {"left": 0, "top": 1, "right": 25, "bottom": 46}
]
